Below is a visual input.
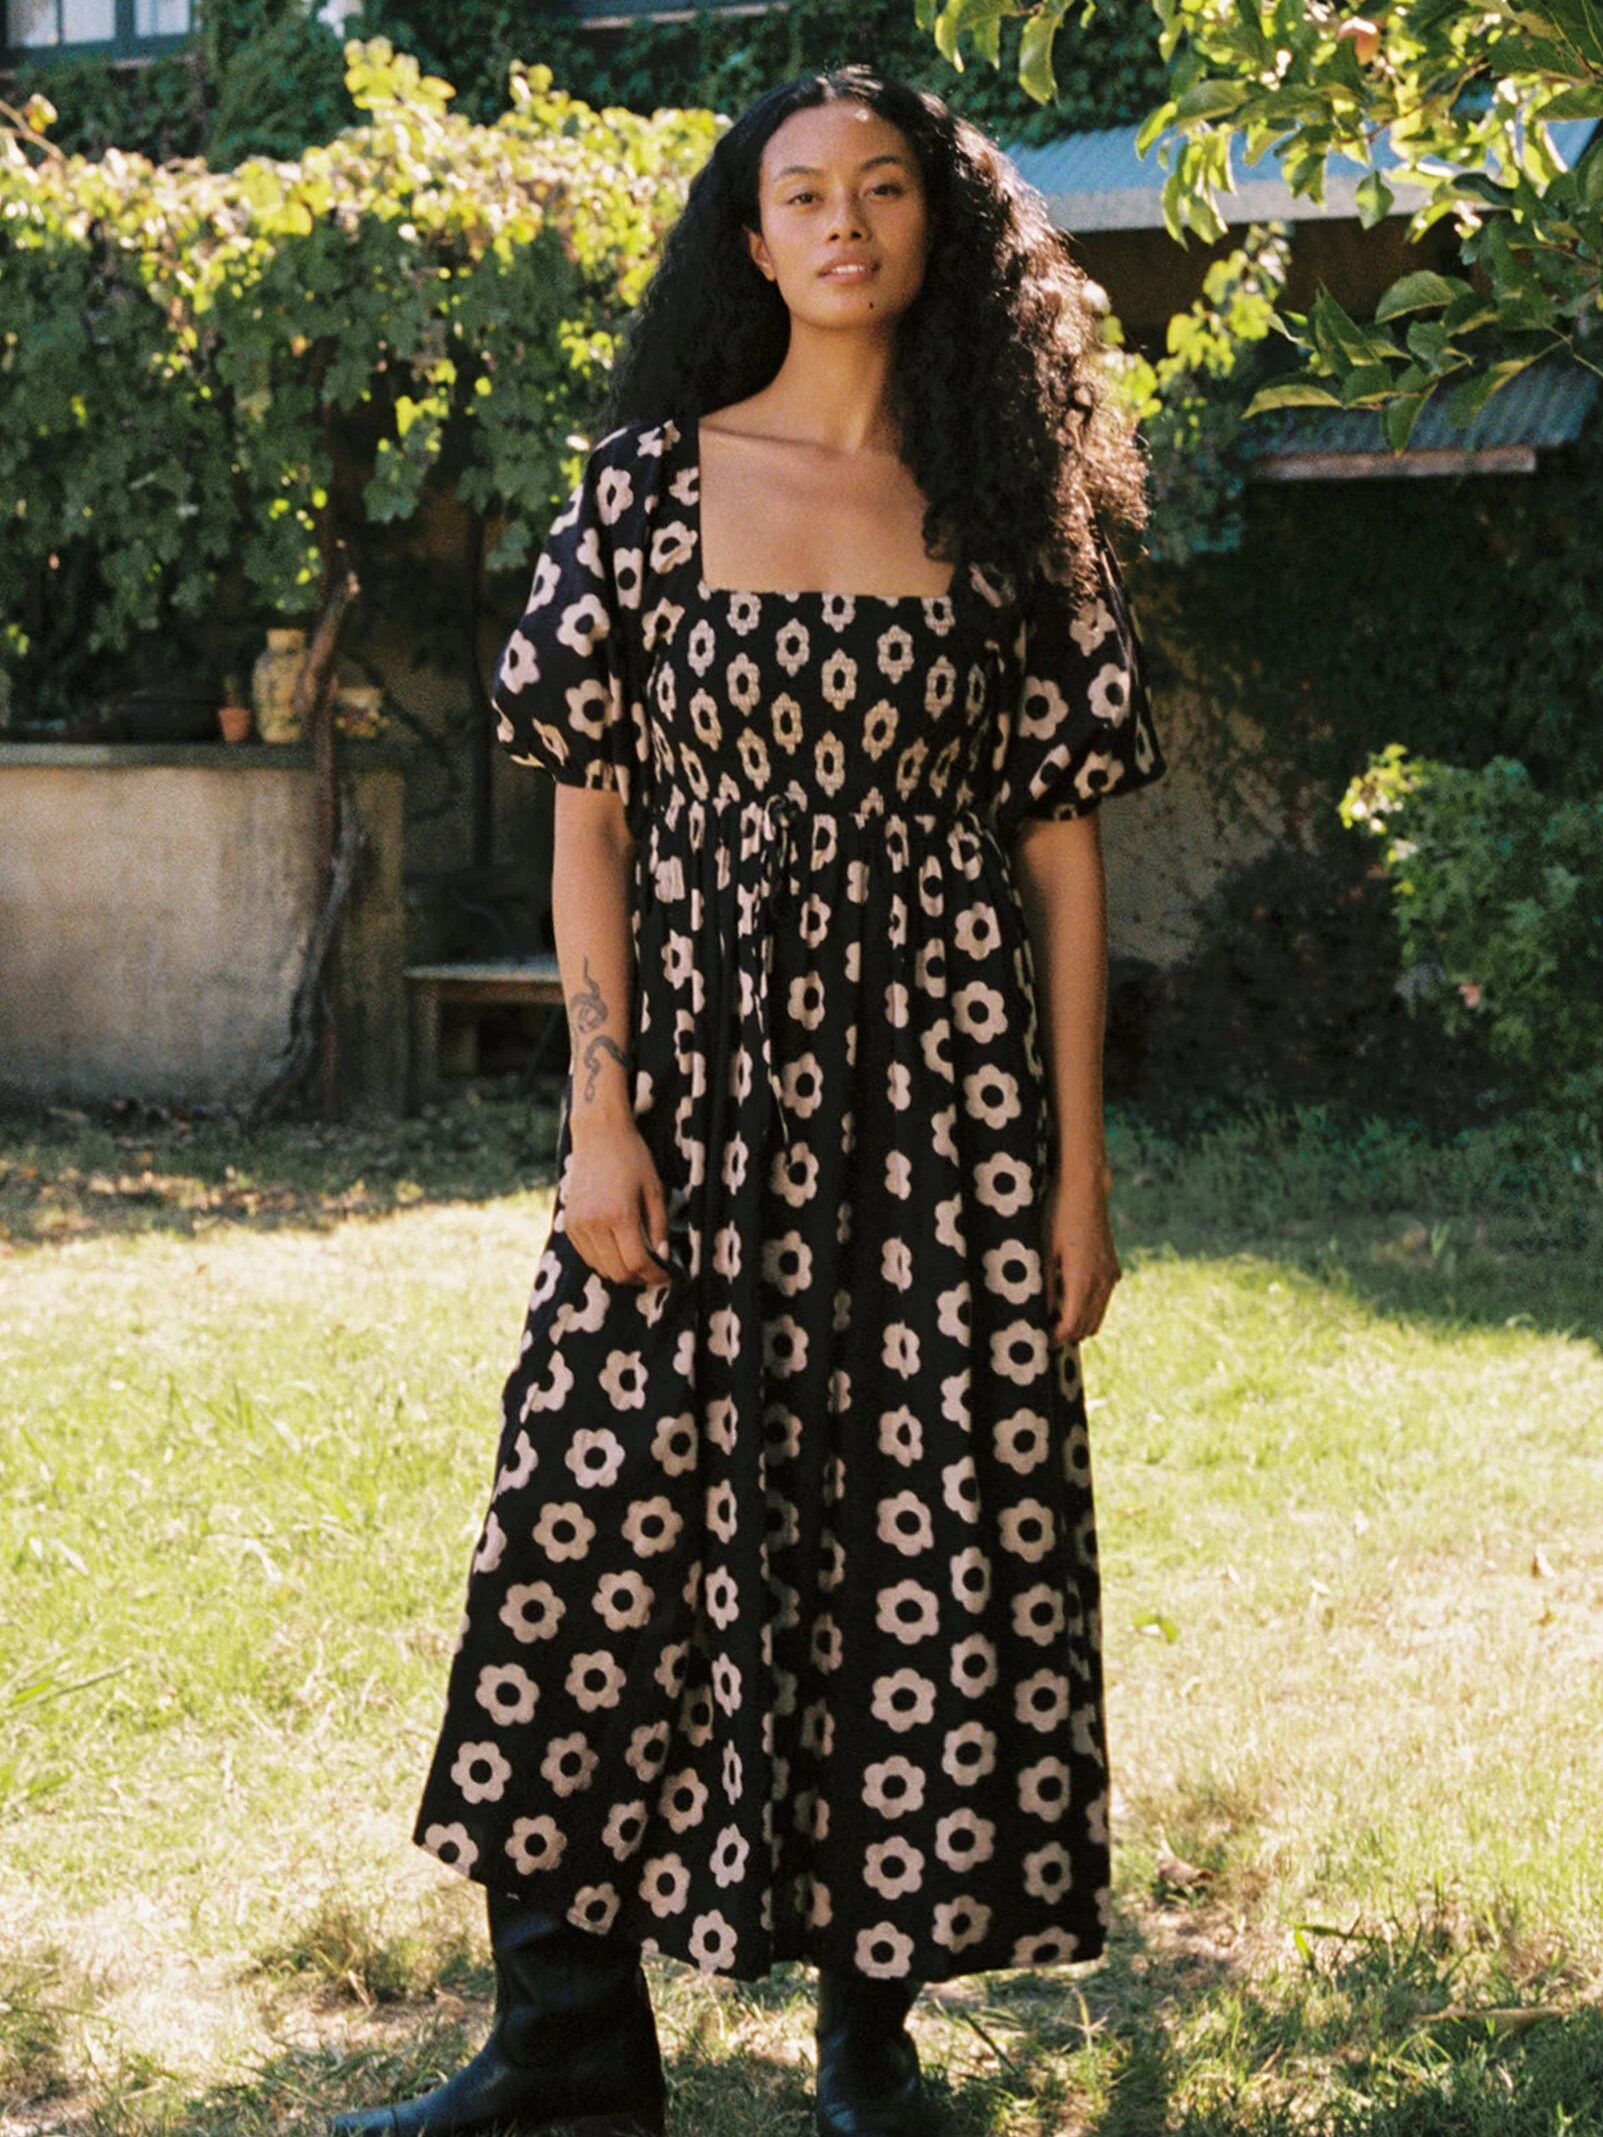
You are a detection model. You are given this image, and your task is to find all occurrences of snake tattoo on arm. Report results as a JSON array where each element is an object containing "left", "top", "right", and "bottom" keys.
[{"left": 568, "top": 953, "right": 630, "bottom": 1107}]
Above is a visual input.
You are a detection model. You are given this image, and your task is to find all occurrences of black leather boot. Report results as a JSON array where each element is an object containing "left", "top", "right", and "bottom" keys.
[
  {"left": 330, "top": 1887, "right": 667, "bottom": 2137},
  {"left": 814, "top": 1966, "right": 945, "bottom": 2136}
]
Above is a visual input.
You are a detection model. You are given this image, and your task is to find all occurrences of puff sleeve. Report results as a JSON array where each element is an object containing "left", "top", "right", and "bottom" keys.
[
  {"left": 490, "top": 436, "right": 647, "bottom": 834},
  {"left": 988, "top": 524, "right": 1167, "bottom": 842}
]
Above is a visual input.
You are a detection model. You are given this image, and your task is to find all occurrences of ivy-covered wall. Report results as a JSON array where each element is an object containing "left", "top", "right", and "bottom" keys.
[
  {"left": 1126, "top": 419, "right": 1603, "bottom": 1130},
  {"left": 361, "top": 0, "right": 1167, "bottom": 147},
  {"left": 1, "top": 0, "right": 1168, "bottom": 165},
  {"left": 1172, "top": 437, "right": 1603, "bottom": 814}
]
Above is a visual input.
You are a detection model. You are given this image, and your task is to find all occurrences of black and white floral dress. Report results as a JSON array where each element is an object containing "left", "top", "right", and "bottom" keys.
[{"left": 411, "top": 413, "right": 1167, "bottom": 1984}]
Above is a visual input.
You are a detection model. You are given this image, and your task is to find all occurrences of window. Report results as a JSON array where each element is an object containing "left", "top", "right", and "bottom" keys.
[
  {"left": 3, "top": 0, "right": 191, "bottom": 57},
  {"left": 8, "top": 0, "right": 116, "bottom": 46}
]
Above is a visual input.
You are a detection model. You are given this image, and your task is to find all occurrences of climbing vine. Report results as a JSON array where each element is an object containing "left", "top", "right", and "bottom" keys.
[{"left": 0, "top": 39, "right": 714, "bottom": 722}]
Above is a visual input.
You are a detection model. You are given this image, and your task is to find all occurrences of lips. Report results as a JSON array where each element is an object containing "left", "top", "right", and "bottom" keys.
[{"left": 819, "top": 257, "right": 877, "bottom": 280}]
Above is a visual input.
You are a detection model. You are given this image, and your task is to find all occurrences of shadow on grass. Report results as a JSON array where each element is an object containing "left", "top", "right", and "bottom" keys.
[
  {"left": 1119, "top": 1211, "right": 1603, "bottom": 1357},
  {"left": 0, "top": 1095, "right": 565, "bottom": 1250},
  {"left": 5, "top": 1095, "right": 1597, "bottom": 1357},
  {"left": 21, "top": 1939, "right": 1599, "bottom": 2137},
  {"left": 1305, "top": 1228, "right": 1600, "bottom": 1354},
  {"left": 1109, "top": 1096, "right": 1602, "bottom": 1355}
]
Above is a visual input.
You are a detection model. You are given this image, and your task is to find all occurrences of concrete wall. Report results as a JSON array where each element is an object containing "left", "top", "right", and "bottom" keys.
[
  {"left": 1099, "top": 682, "right": 1303, "bottom": 976},
  {"left": 0, "top": 744, "right": 406, "bottom": 1111}
]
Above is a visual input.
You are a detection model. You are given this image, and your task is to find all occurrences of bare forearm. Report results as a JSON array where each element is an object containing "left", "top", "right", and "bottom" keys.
[
  {"left": 551, "top": 795, "right": 636, "bottom": 1143},
  {"left": 1010, "top": 814, "right": 1111, "bottom": 1185}
]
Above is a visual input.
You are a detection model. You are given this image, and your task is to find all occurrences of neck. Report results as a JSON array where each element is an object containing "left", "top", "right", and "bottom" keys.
[{"left": 739, "top": 322, "right": 903, "bottom": 455}]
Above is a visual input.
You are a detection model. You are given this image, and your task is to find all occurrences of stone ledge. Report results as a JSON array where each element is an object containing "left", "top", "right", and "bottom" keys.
[{"left": 0, "top": 740, "right": 408, "bottom": 770}]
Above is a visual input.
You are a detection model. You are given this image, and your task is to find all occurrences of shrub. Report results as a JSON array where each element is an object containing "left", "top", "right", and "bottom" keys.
[
  {"left": 1117, "top": 833, "right": 1511, "bottom": 1134},
  {"left": 1341, "top": 745, "right": 1603, "bottom": 1120}
]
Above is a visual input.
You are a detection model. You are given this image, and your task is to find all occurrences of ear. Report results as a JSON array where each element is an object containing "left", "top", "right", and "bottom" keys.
[{"left": 745, "top": 223, "right": 776, "bottom": 282}]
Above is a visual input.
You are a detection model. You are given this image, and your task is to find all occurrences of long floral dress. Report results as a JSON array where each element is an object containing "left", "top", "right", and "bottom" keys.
[{"left": 410, "top": 413, "right": 1168, "bottom": 1984}]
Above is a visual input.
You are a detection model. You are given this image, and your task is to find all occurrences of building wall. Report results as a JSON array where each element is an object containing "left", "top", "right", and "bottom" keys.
[
  {"left": 1099, "top": 696, "right": 1294, "bottom": 975},
  {"left": 0, "top": 745, "right": 406, "bottom": 1110}
]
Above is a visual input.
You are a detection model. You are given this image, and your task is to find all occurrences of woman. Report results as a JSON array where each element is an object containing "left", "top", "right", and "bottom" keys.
[{"left": 332, "top": 62, "right": 1166, "bottom": 2137}]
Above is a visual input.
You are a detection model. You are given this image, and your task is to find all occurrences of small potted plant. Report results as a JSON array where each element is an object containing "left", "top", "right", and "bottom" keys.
[
  {"left": 217, "top": 672, "right": 253, "bottom": 744},
  {"left": 335, "top": 682, "right": 387, "bottom": 741}
]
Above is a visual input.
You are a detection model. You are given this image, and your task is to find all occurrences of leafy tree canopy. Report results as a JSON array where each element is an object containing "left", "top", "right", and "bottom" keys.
[{"left": 922, "top": 0, "right": 1603, "bottom": 436}]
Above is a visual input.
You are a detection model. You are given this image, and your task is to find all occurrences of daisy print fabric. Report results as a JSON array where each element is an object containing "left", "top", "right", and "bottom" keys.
[{"left": 412, "top": 414, "right": 1167, "bottom": 1983}]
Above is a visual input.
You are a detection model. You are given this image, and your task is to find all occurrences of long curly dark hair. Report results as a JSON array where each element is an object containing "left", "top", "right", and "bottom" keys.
[{"left": 596, "top": 65, "right": 1150, "bottom": 602}]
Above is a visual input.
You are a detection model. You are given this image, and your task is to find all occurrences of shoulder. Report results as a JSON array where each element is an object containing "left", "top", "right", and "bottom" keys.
[
  {"left": 584, "top": 416, "right": 682, "bottom": 484},
  {"left": 569, "top": 417, "right": 687, "bottom": 536}
]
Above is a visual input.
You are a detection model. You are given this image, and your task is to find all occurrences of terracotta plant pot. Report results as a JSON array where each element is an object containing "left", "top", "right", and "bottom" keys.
[{"left": 218, "top": 703, "right": 253, "bottom": 744}]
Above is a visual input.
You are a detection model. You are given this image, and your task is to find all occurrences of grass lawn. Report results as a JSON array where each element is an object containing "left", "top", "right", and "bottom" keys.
[{"left": 2, "top": 1095, "right": 1600, "bottom": 2135}]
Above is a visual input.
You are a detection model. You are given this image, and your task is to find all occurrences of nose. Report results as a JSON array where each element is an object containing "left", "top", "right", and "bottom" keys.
[{"left": 825, "top": 190, "right": 869, "bottom": 243}]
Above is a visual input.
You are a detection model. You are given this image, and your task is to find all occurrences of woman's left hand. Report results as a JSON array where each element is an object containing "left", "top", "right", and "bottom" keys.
[{"left": 1041, "top": 1159, "right": 1121, "bottom": 1345}]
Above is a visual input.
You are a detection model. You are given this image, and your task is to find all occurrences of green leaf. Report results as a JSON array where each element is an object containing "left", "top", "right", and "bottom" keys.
[
  {"left": 1133, "top": 1610, "right": 1180, "bottom": 1642},
  {"left": 1404, "top": 318, "right": 1449, "bottom": 365},
  {"left": 1134, "top": 98, "right": 1178, "bottom": 158},
  {"left": 1384, "top": 391, "right": 1429, "bottom": 451},
  {"left": 1230, "top": 0, "right": 1275, "bottom": 60},
  {"left": 1310, "top": 285, "right": 1397, "bottom": 366},
  {"left": 1375, "top": 272, "right": 1467, "bottom": 324},
  {"left": 1355, "top": 169, "right": 1395, "bottom": 229},
  {"left": 1190, "top": 192, "right": 1230, "bottom": 244},
  {"left": 1243, "top": 378, "right": 1344, "bottom": 415},
  {"left": 1455, "top": 173, "right": 1515, "bottom": 209},
  {"left": 1339, "top": 363, "right": 1396, "bottom": 405},
  {"left": 1495, "top": 289, "right": 1558, "bottom": 331},
  {"left": 1441, "top": 290, "right": 1499, "bottom": 336},
  {"left": 1484, "top": 33, "right": 1586, "bottom": 76},
  {"left": 934, "top": 0, "right": 966, "bottom": 71},
  {"left": 1173, "top": 79, "right": 1251, "bottom": 125},
  {"left": 1446, "top": 354, "right": 1544, "bottom": 430},
  {"left": 1539, "top": 87, "right": 1603, "bottom": 118},
  {"left": 1159, "top": 166, "right": 1188, "bottom": 246},
  {"left": 1018, "top": 8, "right": 1060, "bottom": 104}
]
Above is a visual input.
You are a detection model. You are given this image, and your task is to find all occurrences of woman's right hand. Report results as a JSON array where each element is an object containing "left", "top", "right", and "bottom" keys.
[{"left": 564, "top": 1117, "right": 676, "bottom": 1287}]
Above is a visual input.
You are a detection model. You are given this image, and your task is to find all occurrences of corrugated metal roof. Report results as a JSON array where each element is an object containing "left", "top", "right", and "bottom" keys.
[
  {"left": 1238, "top": 353, "right": 1599, "bottom": 461},
  {"left": 1001, "top": 117, "right": 1599, "bottom": 231}
]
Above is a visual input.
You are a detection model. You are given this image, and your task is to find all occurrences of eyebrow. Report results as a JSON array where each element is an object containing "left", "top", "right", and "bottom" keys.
[{"left": 770, "top": 153, "right": 912, "bottom": 182}]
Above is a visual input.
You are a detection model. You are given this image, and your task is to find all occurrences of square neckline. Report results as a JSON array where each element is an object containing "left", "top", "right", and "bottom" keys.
[{"left": 687, "top": 417, "right": 960, "bottom": 609}]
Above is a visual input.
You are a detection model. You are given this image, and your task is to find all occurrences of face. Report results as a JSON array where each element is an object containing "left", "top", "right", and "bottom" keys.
[{"left": 746, "top": 99, "right": 930, "bottom": 329}]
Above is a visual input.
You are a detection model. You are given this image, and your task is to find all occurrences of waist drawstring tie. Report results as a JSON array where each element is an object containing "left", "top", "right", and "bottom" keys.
[{"left": 751, "top": 789, "right": 804, "bottom": 1168}]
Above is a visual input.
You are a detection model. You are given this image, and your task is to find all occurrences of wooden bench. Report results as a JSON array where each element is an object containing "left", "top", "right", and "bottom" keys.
[{"left": 405, "top": 957, "right": 566, "bottom": 1109}]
